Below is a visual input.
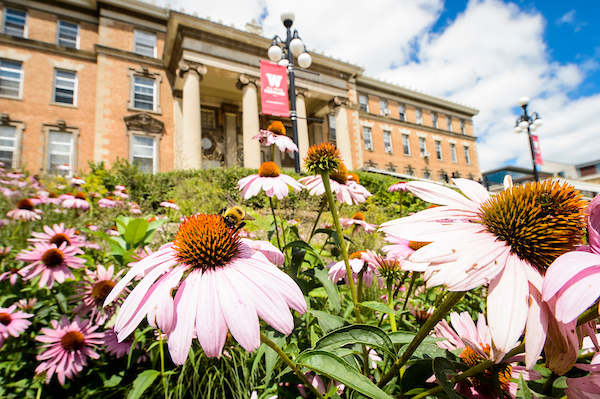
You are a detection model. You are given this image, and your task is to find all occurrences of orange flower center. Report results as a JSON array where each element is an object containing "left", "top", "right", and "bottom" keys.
[
  {"left": 41, "top": 248, "right": 65, "bottom": 268},
  {"left": 61, "top": 331, "right": 85, "bottom": 351},
  {"left": 408, "top": 241, "right": 431, "bottom": 251},
  {"left": 460, "top": 344, "right": 512, "bottom": 395},
  {"left": 352, "top": 212, "right": 366, "bottom": 221},
  {"left": 173, "top": 214, "right": 241, "bottom": 270},
  {"left": 268, "top": 121, "right": 286, "bottom": 135},
  {"left": 17, "top": 199, "right": 34, "bottom": 210},
  {"left": 105, "top": 196, "right": 114, "bottom": 201},
  {"left": 330, "top": 163, "right": 348, "bottom": 184},
  {"left": 258, "top": 161, "right": 281, "bottom": 177},
  {"left": 49, "top": 233, "right": 71, "bottom": 247},
  {"left": 304, "top": 143, "right": 341, "bottom": 174},
  {"left": 0, "top": 312, "right": 11, "bottom": 325},
  {"left": 347, "top": 173, "right": 360, "bottom": 183},
  {"left": 48, "top": 192, "right": 58, "bottom": 198},
  {"left": 349, "top": 251, "right": 365, "bottom": 260},
  {"left": 74, "top": 192, "right": 86, "bottom": 200},
  {"left": 92, "top": 280, "right": 116, "bottom": 304}
]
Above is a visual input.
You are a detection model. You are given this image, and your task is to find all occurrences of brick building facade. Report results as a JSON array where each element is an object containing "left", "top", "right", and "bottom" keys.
[{"left": 0, "top": 0, "right": 480, "bottom": 182}]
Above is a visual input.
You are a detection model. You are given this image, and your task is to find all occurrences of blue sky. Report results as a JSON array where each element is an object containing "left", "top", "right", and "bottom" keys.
[{"left": 153, "top": 0, "right": 600, "bottom": 171}]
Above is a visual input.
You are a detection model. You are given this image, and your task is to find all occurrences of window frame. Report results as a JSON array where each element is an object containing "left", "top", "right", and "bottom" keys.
[
  {"left": 398, "top": 104, "right": 406, "bottom": 122},
  {"left": 131, "top": 134, "right": 157, "bottom": 174},
  {"left": 450, "top": 143, "right": 458, "bottom": 163},
  {"left": 431, "top": 112, "right": 438, "bottom": 128},
  {"left": 379, "top": 99, "right": 389, "bottom": 116},
  {"left": 383, "top": 130, "right": 393, "bottom": 153},
  {"left": 0, "top": 117, "right": 24, "bottom": 169},
  {"left": 359, "top": 94, "right": 369, "bottom": 113},
  {"left": 464, "top": 145, "right": 471, "bottom": 165},
  {"left": 460, "top": 119, "right": 466, "bottom": 135},
  {"left": 415, "top": 108, "right": 423, "bottom": 125},
  {"left": 52, "top": 69, "right": 78, "bottom": 106},
  {"left": 422, "top": 169, "right": 431, "bottom": 180},
  {"left": 56, "top": 20, "right": 80, "bottom": 49},
  {"left": 435, "top": 140, "right": 443, "bottom": 160},
  {"left": 42, "top": 123, "right": 79, "bottom": 176},
  {"left": 133, "top": 29, "right": 157, "bottom": 58},
  {"left": 328, "top": 114, "right": 336, "bottom": 141},
  {"left": 3, "top": 8, "right": 27, "bottom": 38},
  {"left": 446, "top": 116, "right": 453, "bottom": 132},
  {"left": 0, "top": 59, "right": 24, "bottom": 99},
  {"left": 402, "top": 133, "right": 411, "bottom": 155},
  {"left": 363, "top": 126, "right": 373, "bottom": 151},
  {"left": 127, "top": 68, "right": 162, "bottom": 114},
  {"left": 419, "top": 137, "right": 427, "bottom": 156}
]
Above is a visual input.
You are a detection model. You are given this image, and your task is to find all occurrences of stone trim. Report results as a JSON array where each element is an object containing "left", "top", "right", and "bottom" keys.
[{"left": 127, "top": 67, "right": 163, "bottom": 115}]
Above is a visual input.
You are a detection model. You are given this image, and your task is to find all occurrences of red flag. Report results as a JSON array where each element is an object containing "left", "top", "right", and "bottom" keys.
[
  {"left": 260, "top": 60, "right": 290, "bottom": 117},
  {"left": 531, "top": 134, "right": 543, "bottom": 165}
]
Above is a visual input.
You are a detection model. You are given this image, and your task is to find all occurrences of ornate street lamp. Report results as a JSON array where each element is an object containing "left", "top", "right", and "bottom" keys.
[
  {"left": 267, "top": 11, "right": 312, "bottom": 173},
  {"left": 514, "top": 96, "right": 543, "bottom": 182}
]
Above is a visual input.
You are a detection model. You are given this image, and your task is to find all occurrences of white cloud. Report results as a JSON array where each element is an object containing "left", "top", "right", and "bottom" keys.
[{"left": 150, "top": 0, "right": 600, "bottom": 171}]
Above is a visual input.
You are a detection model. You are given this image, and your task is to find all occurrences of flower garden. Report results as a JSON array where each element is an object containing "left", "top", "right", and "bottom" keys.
[{"left": 1, "top": 124, "right": 600, "bottom": 399}]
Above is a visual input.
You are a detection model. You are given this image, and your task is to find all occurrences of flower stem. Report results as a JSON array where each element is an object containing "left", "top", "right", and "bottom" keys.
[
  {"left": 577, "top": 299, "right": 600, "bottom": 326},
  {"left": 260, "top": 332, "right": 325, "bottom": 399},
  {"left": 400, "top": 272, "right": 418, "bottom": 324},
  {"left": 308, "top": 199, "right": 327, "bottom": 244},
  {"left": 411, "top": 343, "right": 526, "bottom": 399},
  {"left": 387, "top": 278, "right": 397, "bottom": 332},
  {"left": 159, "top": 331, "right": 168, "bottom": 399},
  {"left": 320, "top": 171, "right": 360, "bottom": 323},
  {"left": 377, "top": 291, "right": 466, "bottom": 388},
  {"left": 276, "top": 198, "right": 287, "bottom": 249},
  {"left": 269, "top": 197, "right": 282, "bottom": 251}
]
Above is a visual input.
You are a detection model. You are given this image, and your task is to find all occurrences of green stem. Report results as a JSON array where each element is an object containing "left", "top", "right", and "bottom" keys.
[
  {"left": 577, "top": 299, "right": 599, "bottom": 326},
  {"left": 411, "top": 343, "right": 526, "bottom": 399},
  {"left": 387, "top": 278, "right": 397, "bottom": 332},
  {"left": 320, "top": 171, "right": 360, "bottom": 323},
  {"left": 399, "top": 191, "right": 403, "bottom": 217},
  {"left": 378, "top": 291, "right": 467, "bottom": 388},
  {"left": 276, "top": 198, "right": 287, "bottom": 249},
  {"left": 308, "top": 199, "right": 327, "bottom": 244},
  {"left": 260, "top": 332, "right": 325, "bottom": 399},
  {"left": 159, "top": 332, "right": 168, "bottom": 399},
  {"left": 269, "top": 197, "right": 282, "bottom": 251},
  {"left": 357, "top": 269, "right": 365, "bottom": 304},
  {"left": 400, "top": 272, "right": 419, "bottom": 324}
]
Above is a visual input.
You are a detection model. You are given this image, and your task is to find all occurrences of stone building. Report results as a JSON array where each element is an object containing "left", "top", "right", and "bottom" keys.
[{"left": 0, "top": 0, "right": 481, "bottom": 181}]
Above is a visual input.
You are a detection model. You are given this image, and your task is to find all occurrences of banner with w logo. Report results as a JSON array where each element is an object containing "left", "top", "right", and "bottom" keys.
[{"left": 260, "top": 60, "right": 290, "bottom": 117}]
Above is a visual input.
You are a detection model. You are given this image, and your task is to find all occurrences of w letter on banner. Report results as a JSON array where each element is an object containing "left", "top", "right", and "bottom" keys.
[{"left": 260, "top": 60, "right": 290, "bottom": 117}]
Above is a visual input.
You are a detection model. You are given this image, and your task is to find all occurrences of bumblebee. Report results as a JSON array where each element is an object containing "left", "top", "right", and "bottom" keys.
[{"left": 220, "top": 195, "right": 254, "bottom": 230}]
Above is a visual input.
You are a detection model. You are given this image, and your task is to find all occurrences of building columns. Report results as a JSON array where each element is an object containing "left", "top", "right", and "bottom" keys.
[
  {"left": 331, "top": 96, "right": 353, "bottom": 170},
  {"left": 295, "top": 88, "right": 310, "bottom": 169},
  {"left": 177, "top": 61, "right": 207, "bottom": 170},
  {"left": 222, "top": 104, "right": 239, "bottom": 167},
  {"left": 237, "top": 74, "right": 261, "bottom": 169}
]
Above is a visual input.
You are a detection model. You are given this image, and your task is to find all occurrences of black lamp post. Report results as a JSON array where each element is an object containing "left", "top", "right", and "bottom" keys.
[
  {"left": 514, "top": 96, "right": 543, "bottom": 182},
  {"left": 267, "top": 12, "right": 312, "bottom": 174}
]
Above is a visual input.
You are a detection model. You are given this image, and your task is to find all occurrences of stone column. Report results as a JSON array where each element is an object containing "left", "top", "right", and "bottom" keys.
[
  {"left": 237, "top": 74, "right": 261, "bottom": 169},
  {"left": 295, "top": 88, "right": 310, "bottom": 169},
  {"left": 331, "top": 96, "right": 353, "bottom": 170},
  {"left": 177, "top": 61, "right": 207, "bottom": 170},
  {"left": 222, "top": 104, "right": 239, "bottom": 167}
]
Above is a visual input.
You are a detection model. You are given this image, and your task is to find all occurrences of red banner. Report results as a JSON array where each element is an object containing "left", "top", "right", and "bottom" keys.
[
  {"left": 260, "top": 60, "right": 290, "bottom": 117},
  {"left": 531, "top": 134, "right": 543, "bottom": 165}
]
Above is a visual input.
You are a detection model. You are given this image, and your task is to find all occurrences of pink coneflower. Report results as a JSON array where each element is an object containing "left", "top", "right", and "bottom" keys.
[
  {"left": 7, "top": 199, "right": 42, "bottom": 221},
  {"left": 29, "top": 223, "right": 86, "bottom": 248},
  {"left": 107, "top": 226, "right": 121, "bottom": 236},
  {"left": 1, "top": 187, "right": 20, "bottom": 199},
  {"left": 114, "top": 189, "right": 129, "bottom": 199},
  {"left": 104, "top": 213, "right": 306, "bottom": 365},
  {"left": 339, "top": 212, "right": 377, "bottom": 233},
  {"left": 388, "top": 182, "right": 409, "bottom": 192},
  {"left": 129, "top": 202, "right": 142, "bottom": 214},
  {"left": 72, "top": 265, "right": 127, "bottom": 325},
  {"left": 70, "top": 176, "right": 85, "bottom": 186},
  {"left": 0, "top": 267, "right": 20, "bottom": 285},
  {"left": 6, "top": 172, "right": 24, "bottom": 179},
  {"left": 346, "top": 173, "right": 373, "bottom": 199},
  {"left": 159, "top": 199, "right": 179, "bottom": 210},
  {"left": 433, "top": 311, "right": 541, "bottom": 398},
  {"left": 97, "top": 196, "right": 120, "bottom": 208},
  {"left": 16, "top": 298, "right": 37, "bottom": 311},
  {"left": 56, "top": 164, "right": 71, "bottom": 172},
  {"left": 327, "top": 251, "right": 379, "bottom": 287},
  {"left": 62, "top": 192, "right": 90, "bottom": 210},
  {"left": 298, "top": 372, "right": 344, "bottom": 398},
  {"left": 564, "top": 352, "right": 600, "bottom": 397},
  {"left": 35, "top": 316, "right": 103, "bottom": 385},
  {"left": 103, "top": 327, "right": 136, "bottom": 358},
  {"left": 238, "top": 228, "right": 257, "bottom": 239},
  {"left": 380, "top": 178, "right": 587, "bottom": 363},
  {"left": 16, "top": 242, "right": 86, "bottom": 288},
  {"left": 299, "top": 163, "right": 366, "bottom": 205},
  {"left": 86, "top": 224, "right": 99, "bottom": 232},
  {"left": 237, "top": 162, "right": 304, "bottom": 200},
  {"left": 0, "top": 304, "right": 34, "bottom": 348},
  {"left": 44, "top": 192, "right": 63, "bottom": 205},
  {"left": 253, "top": 121, "right": 299, "bottom": 153}
]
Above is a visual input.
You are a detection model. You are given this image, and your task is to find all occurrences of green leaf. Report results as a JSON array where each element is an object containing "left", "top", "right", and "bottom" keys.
[
  {"left": 126, "top": 370, "right": 160, "bottom": 399},
  {"left": 308, "top": 310, "right": 347, "bottom": 333},
  {"left": 361, "top": 301, "right": 410, "bottom": 316},
  {"left": 388, "top": 331, "right": 447, "bottom": 345},
  {"left": 124, "top": 219, "right": 149, "bottom": 248},
  {"left": 296, "top": 351, "right": 393, "bottom": 399},
  {"left": 313, "top": 267, "right": 341, "bottom": 313},
  {"left": 315, "top": 324, "right": 396, "bottom": 359},
  {"left": 309, "top": 287, "right": 329, "bottom": 298},
  {"left": 284, "top": 240, "right": 327, "bottom": 267},
  {"left": 518, "top": 373, "right": 533, "bottom": 399},
  {"left": 432, "top": 357, "right": 463, "bottom": 399}
]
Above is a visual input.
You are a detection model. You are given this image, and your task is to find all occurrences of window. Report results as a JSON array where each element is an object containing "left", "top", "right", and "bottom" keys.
[
  {"left": 0, "top": 60, "right": 23, "bottom": 98},
  {"left": 405, "top": 166, "right": 414, "bottom": 176},
  {"left": 464, "top": 146, "right": 471, "bottom": 165},
  {"left": 0, "top": 125, "right": 17, "bottom": 168},
  {"left": 134, "top": 29, "right": 157, "bottom": 57},
  {"left": 57, "top": 20, "right": 79, "bottom": 49},
  {"left": 359, "top": 94, "right": 369, "bottom": 112},
  {"left": 460, "top": 119, "right": 466, "bottom": 135},
  {"left": 450, "top": 143, "right": 457, "bottom": 163},
  {"left": 379, "top": 99, "right": 389, "bottom": 116},
  {"left": 328, "top": 114, "right": 336, "bottom": 141},
  {"left": 446, "top": 116, "right": 453, "bottom": 132},
  {"left": 419, "top": 137, "right": 427, "bottom": 156},
  {"left": 402, "top": 134, "right": 410, "bottom": 155},
  {"left": 439, "top": 170, "right": 449, "bottom": 183},
  {"left": 53, "top": 69, "right": 77, "bottom": 105},
  {"left": 383, "top": 130, "right": 393, "bottom": 153},
  {"left": 3, "top": 9, "right": 26, "bottom": 38},
  {"left": 363, "top": 127, "right": 373, "bottom": 150},
  {"left": 132, "top": 135, "right": 156, "bottom": 173},
  {"left": 415, "top": 108, "right": 423, "bottom": 125},
  {"left": 431, "top": 112, "right": 438, "bottom": 128},
  {"left": 48, "top": 131, "right": 74, "bottom": 175},
  {"left": 398, "top": 104, "right": 406, "bottom": 121},
  {"left": 435, "top": 140, "right": 443, "bottom": 160},
  {"left": 423, "top": 169, "right": 431, "bottom": 179},
  {"left": 133, "top": 76, "right": 155, "bottom": 111}
]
